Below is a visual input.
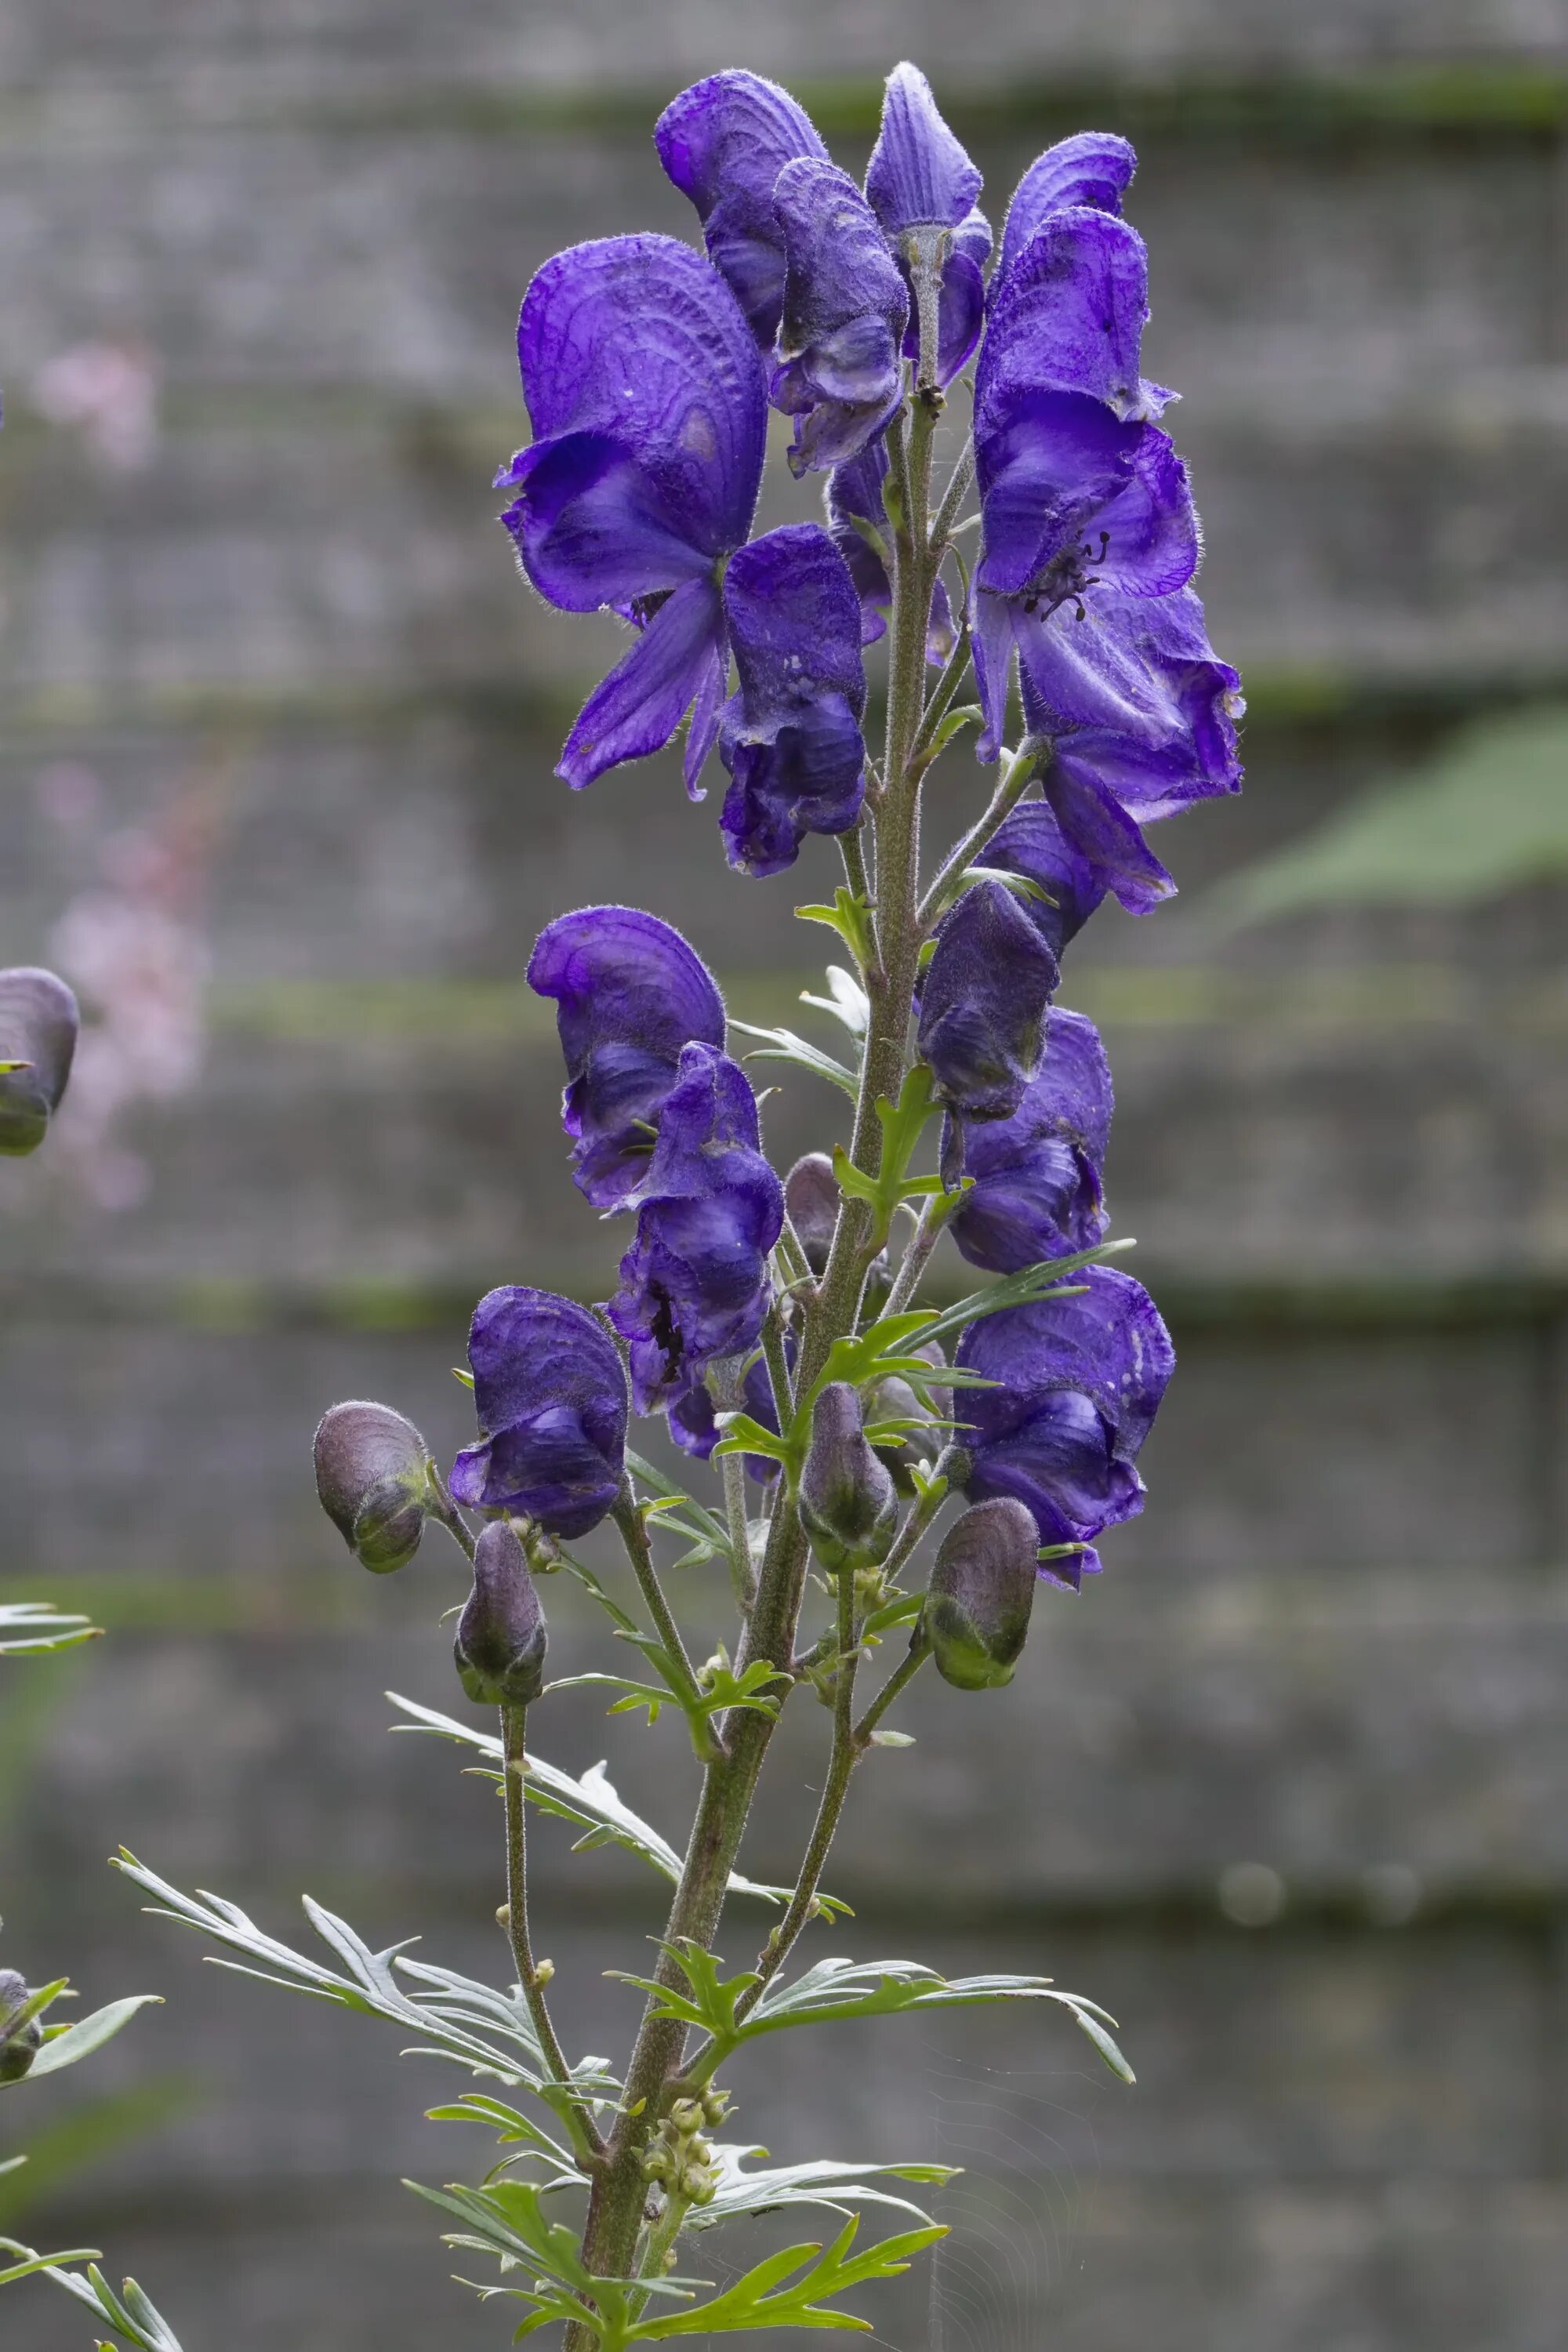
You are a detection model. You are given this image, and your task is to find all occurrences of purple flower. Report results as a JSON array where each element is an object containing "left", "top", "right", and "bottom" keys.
[
  {"left": 917, "top": 878, "right": 1058, "bottom": 1120},
  {"left": 982, "top": 800, "right": 1106, "bottom": 960},
  {"left": 655, "top": 71, "right": 829, "bottom": 345},
  {"left": 771, "top": 159, "right": 909, "bottom": 477},
  {"left": 864, "top": 61, "right": 991, "bottom": 385},
  {"left": 608, "top": 1044, "right": 784, "bottom": 1413},
  {"left": 826, "top": 436, "right": 956, "bottom": 661},
  {"left": 527, "top": 906, "right": 725, "bottom": 1210},
  {"left": 996, "top": 131, "right": 1138, "bottom": 281},
  {"left": 985, "top": 586, "right": 1245, "bottom": 913},
  {"left": 956, "top": 1266, "right": 1174, "bottom": 1587},
  {"left": 496, "top": 235, "right": 765, "bottom": 793},
  {"left": 717, "top": 524, "right": 867, "bottom": 877},
  {"left": 946, "top": 1007, "right": 1112, "bottom": 1274},
  {"left": 450, "top": 1287, "right": 629, "bottom": 1538}
]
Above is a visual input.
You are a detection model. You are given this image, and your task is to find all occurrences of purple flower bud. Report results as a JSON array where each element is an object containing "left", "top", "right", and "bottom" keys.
[
  {"left": 655, "top": 71, "right": 829, "bottom": 346},
  {"left": 608, "top": 1045, "right": 783, "bottom": 1414},
  {"left": 451, "top": 1288, "right": 628, "bottom": 1538},
  {"left": 454, "top": 1520, "right": 547, "bottom": 1708},
  {"left": 798, "top": 1382, "right": 897, "bottom": 1574},
  {"left": 946, "top": 1007, "right": 1112, "bottom": 1275},
  {"left": 770, "top": 159, "right": 909, "bottom": 477},
  {"left": 717, "top": 524, "right": 868, "bottom": 877},
  {"left": 0, "top": 1969, "right": 43, "bottom": 2082},
  {"left": 0, "top": 967, "right": 79, "bottom": 1157},
  {"left": 917, "top": 879, "right": 1058, "bottom": 1120},
  {"left": 956, "top": 1266, "right": 1174, "bottom": 1586},
  {"left": 784, "top": 1151, "right": 840, "bottom": 1274},
  {"left": 923, "top": 1497, "right": 1040, "bottom": 1690},
  {"left": 864, "top": 63, "right": 991, "bottom": 386},
  {"left": 313, "top": 1400, "right": 435, "bottom": 1574},
  {"left": 528, "top": 907, "right": 725, "bottom": 1210}
]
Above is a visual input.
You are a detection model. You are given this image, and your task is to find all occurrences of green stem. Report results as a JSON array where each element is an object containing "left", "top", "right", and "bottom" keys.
[
  {"left": 838, "top": 822, "right": 874, "bottom": 913},
  {"left": 760, "top": 1312, "right": 795, "bottom": 1437},
  {"left": 855, "top": 1634, "right": 932, "bottom": 1744},
  {"left": 929, "top": 434, "right": 975, "bottom": 550},
  {"left": 610, "top": 1493, "right": 716, "bottom": 1748},
  {"left": 499, "top": 1704, "right": 604, "bottom": 2164},
  {"left": 733, "top": 1565, "right": 861, "bottom": 2024},
  {"left": 883, "top": 1194, "right": 945, "bottom": 1318},
  {"left": 916, "top": 746, "right": 1042, "bottom": 931},
  {"left": 877, "top": 1460, "right": 954, "bottom": 1591},
  {"left": 426, "top": 1465, "right": 477, "bottom": 1562}
]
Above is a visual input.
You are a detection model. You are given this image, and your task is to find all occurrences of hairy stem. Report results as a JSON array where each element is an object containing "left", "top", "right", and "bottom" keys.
[
  {"left": 500, "top": 1704, "right": 604, "bottom": 2164},
  {"left": 611, "top": 1493, "right": 717, "bottom": 1753},
  {"left": 916, "top": 746, "right": 1041, "bottom": 931},
  {"left": 855, "top": 1634, "right": 932, "bottom": 1744},
  {"left": 929, "top": 434, "right": 975, "bottom": 550}
]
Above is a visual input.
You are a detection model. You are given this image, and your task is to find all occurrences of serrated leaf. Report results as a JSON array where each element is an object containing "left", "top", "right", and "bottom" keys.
[
  {"left": 626, "top": 2213, "right": 946, "bottom": 2339},
  {"left": 739, "top": 1957, "right": 1134, "bottom": 2080},
  {"left": 690, "top": 2146, "right": 956, "bottom": 2230},
  {"left": 27, "top": 1997, "right": 163, "bottom": 2080}
]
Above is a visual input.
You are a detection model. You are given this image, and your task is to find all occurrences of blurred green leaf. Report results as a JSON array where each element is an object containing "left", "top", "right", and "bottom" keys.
[
  {"left": 0, "top": 2079, "right": 193, "bottom": 2227},
  {"left": 1210, "top": 704, "right": 1568, "bottom": 924}
]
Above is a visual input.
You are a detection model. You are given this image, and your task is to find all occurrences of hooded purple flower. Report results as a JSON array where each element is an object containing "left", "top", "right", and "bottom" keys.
[
  {"left": 864, "top": 61, "right": 992, "bottom": 386},
  {"left": 982, "top": 800, "right": 1107, "bottom": 961},
  {"left": 608, "top": 1044, "right": 784, "bottom": 1413},
  {"left": 996, "top": 131, "right": 1138, "bottom": 282},
  {"left": 771, "top": 158, "right": 909, "bottom": 477},
  {"left": 717, "top": 524, "right": 867, "bottom": 877},
  {"left": 985, "top": 585, "right": 1244, "bottom": 913},
  {"left": 917, "top": 878, "right": 1058, "bottom": 1120},
  {"left": 826, "top": 435, "right": 956, "bottom": 662},
  {"left": 956, "top": 1266, "right": 1174, "bottom": 1587},
  {"left": 450, "top": 1287, "right": 629, "bottom": 1538},
  {"left": 670, "top": 1340, "right": 789, "bottom": 1485},
  {"left": 655, "top": 71, "right": 829, "bottom": 345},
  {"left": 946, "top": 1007, "right": 1112, "bottom": 1274},
  {"left": 496, "top": 235, "right": 765, "bottom": 793},
  {"left": 527, "top": 906, "right": 725, "bottom": 1210}
]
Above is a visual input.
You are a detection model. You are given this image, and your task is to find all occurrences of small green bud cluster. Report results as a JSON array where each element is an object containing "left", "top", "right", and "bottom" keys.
[
  {"left": 0, "top": 1968, "right": 43, "bottom": 2084},
  {"left": 640, "top": 2086, "right": 730, "bottom": 2205}
]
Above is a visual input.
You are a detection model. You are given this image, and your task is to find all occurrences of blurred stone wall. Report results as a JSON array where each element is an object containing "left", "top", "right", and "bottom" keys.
[{"left": 3, "top": 5, "right": 1568, "bottom": 2348}]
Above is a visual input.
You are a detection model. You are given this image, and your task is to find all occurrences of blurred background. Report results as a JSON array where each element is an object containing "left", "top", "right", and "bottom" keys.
[{"left": 3, "top": 2, "right": 1568, "bottom": 2347}]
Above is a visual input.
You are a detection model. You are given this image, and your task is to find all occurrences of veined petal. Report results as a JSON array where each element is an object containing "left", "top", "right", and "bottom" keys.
[
  {"left": 450, "top": 1287, "right": 628, "bottom": 1537},
  {"left": 918, "top": 878, "right": 1058, "bottom": 1120},
  {"left": 866, "top": 61, "right": 982, "bottom": 234},
  {"left": 946, "top": 1007, "right": 1112, "bottom": 1274},
  {"left": 982, "top": 209, "right": 1166, "bottom": 423},
  {"left": 970, "top": 579, "right": 1018, "bottom": 764},
  {"left": 516, "top": 235, "right": 765, "bottom": 578},
  {"left": 500, "top": 430, "right": 713, "bottom": 613},
  {"left": 998, "top": 132, "right": 1138, "bottom": 281},
  {"left": 772, "top": 159, "right": 909, "bottom": 477},
  {"left": 1018, "top": 583, "right": 1244, "bottom": 820},
  {"left": 557, "top": 575, "right": 726, "bottom": 790},
  {"left": 655, "top": 71, "right": 829, "bottom": 344},
  {"left": 975, "top": 387, "right": 1198, "bottom": 604},
  {"left": 1040, "top": 757, "right": 1177, "bottom": 914},
  {"left": 985, "top": 800, "right": 1109, "bottom": 957}
]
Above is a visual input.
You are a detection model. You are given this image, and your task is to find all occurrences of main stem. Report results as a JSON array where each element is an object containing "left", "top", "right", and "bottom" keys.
[{"left": 561, "top": 392, "right": 945, "bottom": 2341}]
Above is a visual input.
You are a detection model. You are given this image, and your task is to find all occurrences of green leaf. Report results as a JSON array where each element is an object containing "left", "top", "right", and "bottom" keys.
[
  {"left": 0, "top": 1602, "right": 103, "bottom": 1657},
  {"left": 690, "top": 2146, "right": 956, "bottom": 2231},
  {"left": 27, "top": 1997, "right": 163, "bottom": 2081},
  {"left": 729, "top": 1021, "right": 858, "bottom": 1099},
  {"left": 916, "top": 705, "right": 983, "bottom": 766},
  {"left": 710, "top": 1412, "right": 793, "bottom": 1468},
  {"left": 741, "top": 1957, "right": 1134, "bottom": 2082},
  {"left": 794, "top": 886, "right": 877, "bottom": 975},
  {"left": 0, "top": 2244, "right": 104, "bottom": 2289},
  {"left": 11, "top": 2256, "right": 184, "bottom": 2350},
  {"left": 829, "top": 1062, "right": 947, "bottom": 1251},
  {"left": 623, "top": 1454, "right": 728, "bottom": 1558},
  {"left": 1209, "top": 704, "right": 1568, "bottom": 924},
  {"left": 387, "top": 1696, "right": 808, "bottom": 1910},
  {"left": 627, "top": 2213, "right": 947, "bottom": 2338}
]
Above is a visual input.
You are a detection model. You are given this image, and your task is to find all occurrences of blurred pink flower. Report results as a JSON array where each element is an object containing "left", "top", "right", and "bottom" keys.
[{"left": 30, "top": 340, "right": 160, "bottom": 474}]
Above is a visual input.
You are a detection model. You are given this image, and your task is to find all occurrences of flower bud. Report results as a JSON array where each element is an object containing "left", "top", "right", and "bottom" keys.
[
  {"left": 314, "top": 1401, "right": 435, "bottom": 1574},
  {"left": 0, "top": 968, "right": 79, "bottom": 1157},
  {"left": 454, "top": 1520, "right": 547, "bottom": 1708},
  {"left": 923, "top": 1498, "right": 1039, "bottom": 1690},
  {"left": 784, "top": 1152, "right": 840, "bottom": 1274},
  {"left": 798, "top": 1382, "right": 897, "bottom": 1575},
  {"left": 0, "top": 1969, "right": 43, "bottom": 2084}
]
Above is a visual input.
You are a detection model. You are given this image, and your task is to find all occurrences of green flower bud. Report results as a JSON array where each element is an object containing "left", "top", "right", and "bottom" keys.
[
  {"left": 866, "top": 1341, "right": 946, "bottom": 1495},
  {"left": 923, "top": 1498, "right": 1039, "bottom": 1691},
  {"left": 798, "top": 1383, "right": 897, "bottom": 1575},
  {"left": 669, "top": 2097, "right": 703, "bottom": 2136},
  {"left": 0, "top": 967, "right": 78, "bottom": 1157},
  {"left": 314, "top": 1400, "right": 436, "bottom": 1573},
  {"left": 0, "top": 1969, "right": 43, "bottom": 2085},
  {"left": 454, "top": 1521, "right": 547, "bottom": 1708}
]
